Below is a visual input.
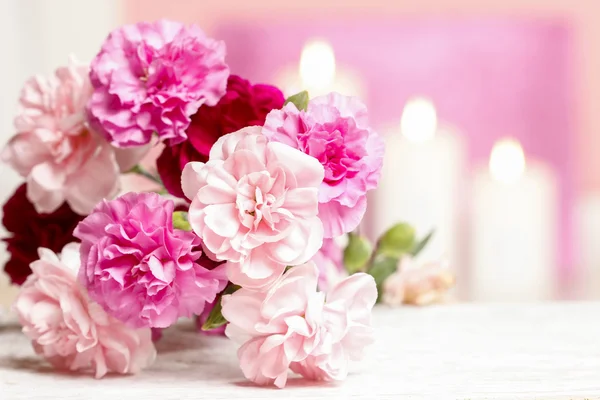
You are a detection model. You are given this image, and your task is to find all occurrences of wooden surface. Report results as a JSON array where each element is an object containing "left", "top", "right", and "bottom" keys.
[{"left": 1, "top": 303, "right": 600, "bottom": 400}]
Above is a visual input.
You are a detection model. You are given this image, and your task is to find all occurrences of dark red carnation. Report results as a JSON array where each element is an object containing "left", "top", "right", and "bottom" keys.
[
  {"left": 156, "top": 75, "right": 285, "bottom": 198},
  {"left": 2, "top": 184, "right": 85, "bottom": 285}
]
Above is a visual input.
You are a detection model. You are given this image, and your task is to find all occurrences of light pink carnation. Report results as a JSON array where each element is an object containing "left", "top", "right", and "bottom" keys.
[
  {"left": 13, "top": 243, "right": 156, "bottom": 378},
  {"left": 263, "top": 93, "right": 385, "bottom": 238},
  {"left": 383, "top": 256, "right": 455, "bottom": 306},
  {"left": 87, "top": 20, "right": 229, "bottom": 147},
  {"left": 181, "top": 126, "right": 325, "bottom": 289},
  {"left": 221, "top": 263, "right": 377, "bottom": 388},
  {"left": 1, "top": 60, "right": 144, "bottom": 215},
  {"left": 74, "top": 192, "right": 227, "bottom": 328}
]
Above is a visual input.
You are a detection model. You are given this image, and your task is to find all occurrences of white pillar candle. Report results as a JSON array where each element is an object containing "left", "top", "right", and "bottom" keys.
[
  {"left": 275, "top": 39, "right": 366, "bottom": 100},
  {"left": 368, "top": 98, "right": 466, "bottom": 272},
  {"left": 575, "top": 193, "right": 600, "bottom": 299},
  {"left": 470, "top": 139, "right": 558, "bottom": 301}
]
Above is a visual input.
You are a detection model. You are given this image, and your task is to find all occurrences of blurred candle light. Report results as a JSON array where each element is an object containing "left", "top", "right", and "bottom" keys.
[
  {"left": 489, "top": 138, "right": 526, "bottom": 184},
  {"left": 368, "top": 97, "right": 466, "bottom": 286},
  {"left": 470, "top": 138, "right": 557, "bottom": 301},
  {"left": 275, "top": 38, "right": 365, "bottom": 100},
  {"left": 299, "top": 40, "right": 336, "bottom": 95},
  {"left": 400, "top": 97, "right": 438, "bottom": 142}
]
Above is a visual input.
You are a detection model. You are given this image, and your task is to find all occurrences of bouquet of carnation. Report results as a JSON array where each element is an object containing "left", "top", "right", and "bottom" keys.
[{"left": 1, "top": 19, "right": 452, "bottom": 388}]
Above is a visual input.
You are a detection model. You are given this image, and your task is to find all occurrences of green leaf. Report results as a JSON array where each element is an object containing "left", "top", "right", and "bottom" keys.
[
  {"left": 410, "top": 230, "right": 434, "bottom": 257},
  {"left": 284, "top": 91, "right": 309, "bottom": 111},
  {"left": 343, "top": 233, "right": 373, "bottom": 274},
  {"left": 367, "top": 256, "right": 399, "bottom": 303},
  {"left": 172, "top": 211, "right": 191, "bottom": 231},
  {"left": 201, "top": 285, "right": 240, "bottom": 331},
  {"left": 376, "top": 223, "right": 416, "bottom": 258}
]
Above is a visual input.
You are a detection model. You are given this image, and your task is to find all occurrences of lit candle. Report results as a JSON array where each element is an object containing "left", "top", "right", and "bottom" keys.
[
  {"left": 367, "top": 97, "right": 466, "bottom": 272},
  {"left": 470, "top": 139, "right": 558, "bottom": 301},
  {"left": 276, "top": 39, "right": 365, "bottom": 100}
]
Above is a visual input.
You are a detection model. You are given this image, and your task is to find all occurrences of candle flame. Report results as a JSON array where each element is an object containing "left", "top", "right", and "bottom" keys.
[
  {"left": 400, "top": 97, "right": 438, "bottom": 143},
  {"left": 299, "top": 39, "right": 336, "bottom": 94},
  {"left": 489, "top": 138, "right": 526, "bottom": 184}
]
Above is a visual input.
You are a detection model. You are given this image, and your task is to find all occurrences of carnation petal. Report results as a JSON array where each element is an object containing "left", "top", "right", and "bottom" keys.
[
  {"left": 261, "top": 263, "right": 318, "bottom": 319},
  {"left": 266, "top": 142, "right": 325, "bottom": 189},
  {"left": 326, "top": 272, "right": 377, "bottom": 325},
  {"left": 209, "top": 128, "right": 251, "bottom": 161},
  {"left": 65, "top": 144, "right": 120, "bottom": 215},
  {"left": 282, "top": 188, "right": 319, "bottom": 218},
  {"left": 26, "top": 176, "right": 65, "bottom": 214},
  {"left": 30, "top": 162, "right": 65, "bottom": 191},
  {"left": 227, "top": 256, "right": 286, "bottom": 290},
  {"left": 222, "top": 291, "right": 265, "bottom": 336},
  {"left": 204, "top": 203, "right": 240, "bottom": 237},
  {"left": 267, "top": 219, "right": 323, "bottom": 265},
  {"left": 318, "top": 196, "right": 367, "bottom": 238},
  {"left": 181, "top": 161, "right": 207, "bottom": 200},
  {"left": 197, "top": 171, "right": 237, "bottom": 204},
  {"left": 309, "top": 93, "right": 369, "bottom": 127},
  {"left": 225, "top": 149, "right": 267, "bottom": 180}
]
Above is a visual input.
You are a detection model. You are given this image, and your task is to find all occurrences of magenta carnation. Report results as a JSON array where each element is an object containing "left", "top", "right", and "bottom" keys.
[
  {"left": 74, "top": 192, "right": 228, "bottom": 328},
  {"left": 87, "top": 20, "right": 230, "bottom": 147},
  {"left": 263, "top": 93, "right": 385, "bottom": 238}
]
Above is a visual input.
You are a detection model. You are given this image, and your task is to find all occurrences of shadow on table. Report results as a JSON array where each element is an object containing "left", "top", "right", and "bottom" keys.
[
  {"left": 0, "top": 322, "right": 21, "bottom": 333},
  {"left": 0, "top": 356, "right": 53, "bottom": 373},
  {"left": 0, "top": 355, "right": 161, "bottom": 379},
  {"left": 152, "top": 321, "right": 230, "bottom": 355}
]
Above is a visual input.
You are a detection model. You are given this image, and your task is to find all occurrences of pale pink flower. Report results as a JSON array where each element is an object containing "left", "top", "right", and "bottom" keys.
[
  {"left": 1, "top": 60, "right": 144, "bottom": 215},
  {"left": 87, "top": 20, "right": 229, "bottom": 147},
  {"left": 263, "top": 93, "right": 385, "bottom": 238},
  {"left": 13, "top": 243, "right": 156, "bottom": 378},
  {"left": 383, "top": 256, "right": 455, "bottom": 306},
  {"left": 74, "top": 192, "right": 228, "bottom": 328},
  {"left": 312, "top": 238, "right": 347, "bottom": 291},
  {"left": 221, "top": 263, "right": 377, "bottom": 388},
  {"left": 181, "top": 126, "right": 325, "bottom": 290}
]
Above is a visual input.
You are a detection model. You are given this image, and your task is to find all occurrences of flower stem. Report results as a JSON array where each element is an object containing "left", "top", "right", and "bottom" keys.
[{"left": 128, "top": 164, "right": 163, "bottom": 185}]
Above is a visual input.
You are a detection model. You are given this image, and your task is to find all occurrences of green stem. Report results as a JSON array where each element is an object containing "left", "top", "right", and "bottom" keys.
[{"left": 128, "top": 164, "right": 163, "bottom": 185}]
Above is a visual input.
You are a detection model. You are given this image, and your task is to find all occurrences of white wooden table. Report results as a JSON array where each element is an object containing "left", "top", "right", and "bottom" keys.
[{"left": 1, "top": 303, "right": 599, "bottom": 400}]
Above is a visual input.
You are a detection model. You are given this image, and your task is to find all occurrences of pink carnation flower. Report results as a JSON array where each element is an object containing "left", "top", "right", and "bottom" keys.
[
  {"left": 13, "top": 243, "right": 156, "bottom": 378},
  {"left": 181, "top": 126, "right": 325, "bottom": 289},
  {"left": 74, "top": 192, "right": 228, "bottom": 328},
  {"left": 87, "top": 20, "right": 229, "bottom": 147},
  {"left": 1, "top": 60, "right": 144, "bottom": 215},
  {"left": 263, "top": 93, "right": 385, "bottom": 238},
  {"left": 383, "top": 256, "right": 455, "bottom": 306},
  {"left": 221, "top": 263, "right": 377, "bottom": 388}
]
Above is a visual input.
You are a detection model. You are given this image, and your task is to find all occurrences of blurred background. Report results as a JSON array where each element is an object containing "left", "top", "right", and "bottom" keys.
[{"left": 1, "top": 0, "right": 599, "bottom": 306}]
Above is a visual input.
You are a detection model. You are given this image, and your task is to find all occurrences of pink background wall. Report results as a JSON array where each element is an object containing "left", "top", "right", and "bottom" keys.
[{"left": 211, "top": 18, "right": 574, "bottom": 274}]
